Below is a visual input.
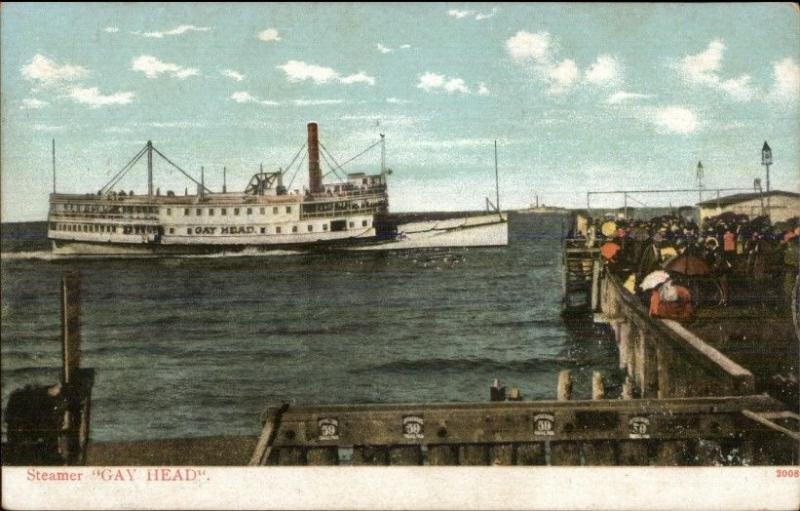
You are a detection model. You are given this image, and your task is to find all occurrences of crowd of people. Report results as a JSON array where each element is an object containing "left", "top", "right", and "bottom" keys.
[{"left": 571, "top": 211, "right": 799, "bottom": 321}]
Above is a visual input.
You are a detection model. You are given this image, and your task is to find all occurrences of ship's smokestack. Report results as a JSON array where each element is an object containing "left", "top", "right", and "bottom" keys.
[{"left": 307, "top": 122, "right": 322, "bottom": 194}]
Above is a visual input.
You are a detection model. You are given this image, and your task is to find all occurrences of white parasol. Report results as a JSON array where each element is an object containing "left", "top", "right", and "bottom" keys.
[{"left": 640, "top": 270, "right": 670, "bottom": 291}]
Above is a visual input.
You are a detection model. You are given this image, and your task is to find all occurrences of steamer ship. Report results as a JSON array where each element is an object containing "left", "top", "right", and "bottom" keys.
[{"left": 47, "top": 123, "right": 507, "bottom": 256}]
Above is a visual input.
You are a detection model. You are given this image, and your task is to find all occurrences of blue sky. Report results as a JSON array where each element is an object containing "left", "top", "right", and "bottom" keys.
[{"left": 2, "top": 3, "right": 798, "bottom": 221}]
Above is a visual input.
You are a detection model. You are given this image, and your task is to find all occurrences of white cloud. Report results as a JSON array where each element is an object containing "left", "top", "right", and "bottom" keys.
[
  {"left": 769, "top": 57, "right": 800, "bottom": 103},
  {"left": 104, "top": 26, "right": 119, "bottom": 33},
  {"left": 506, "top": 31, "right": 554, "bottom": 63},
  {"left": 448, "top": 8, "right": 496, "bottom": 20},
  {"left": 131, "top": 55, "right": 199, "bottom": 79},
  {"left": 142, "top": 25, "right": 210, "bottom": 38},
  {"left": 477, "top": 83, "right": 490, "bottom": 96},
  {"left": 277, "top": 60, "right": 375, "bottom": 86},
  {"left": 417, "top": 72, "right": 472, "bottom": 94},
  {"left": 506, "top": 31, "right": 624, "bottom": 95},
  {"left": 674, "top": 39, "right": 754, "bottom": 101},
  {"left": 292, "top": 99, "right": 344, "bottom": 106},
  {"left": 650, "top": 106, "right": 699, "bottom": 134},
  {"left": 606, "top": 91, "right": 652, "bottom": 104},
  {"left": 257, "top": 28, "right": 281, "bottom": 42},
  {"left": 376, "top": 43, "right": 412, "bottom": 54},
  {"left": 104, "top": 126, "right": 132, "bottom": 133},
  {"left": 278, "top": 60, "right": 339, "bottom": 84},
  {"left": 448, "top": 9, "right": 475, "bottom": 19},
  {"left": 147, "top": 121, "right": 205, "bottom": 129},
  {"left": 585, "top": 55, "right": 622, "bottom": 87},
  {"left": 230, "top": 91, "right": 280, "bottom": 106},
  {"left": 21, "top": 98, "right": 48, "bottom": 109},
  {"left": 221, "top": 69, "right": 245, "bottom": 81},
  {"left": 340, "top": 71, "right": 376, "bottom": 86},
  {"left": 32, "top": 124, "right": 65, "bottom": 132},
  {"left": 386, "top": 97, "right": 411, "bottom": 104},
  {"left": 547, "top": 59, "right": 580, "bottom": 94},
  {"left": 21, "top": 54, "right": 88, "bottom": 86},
  {"left": 70, "top": 87, "right": 134, "bottom": 108}
]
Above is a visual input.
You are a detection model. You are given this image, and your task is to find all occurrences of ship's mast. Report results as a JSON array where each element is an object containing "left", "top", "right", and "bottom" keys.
[
  {"left": 380, "top": 133, "right": 386, "bottom": 175},
  {"left": 147, "top": 140, "right": 153, "bottom": 201},
  {"left": 52, "top": 138, "right": 56, "bottom": 193},
  {"left": 223, "top": 166, "right": 227, "bottom": 193},
  {"left": 494, "top": 140, "right": 500, "bottom": 213}
]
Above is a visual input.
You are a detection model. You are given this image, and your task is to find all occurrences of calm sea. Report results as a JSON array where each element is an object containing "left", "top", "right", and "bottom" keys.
[{"left": 1, "top": 213, "right": 617, "bottom": 442}]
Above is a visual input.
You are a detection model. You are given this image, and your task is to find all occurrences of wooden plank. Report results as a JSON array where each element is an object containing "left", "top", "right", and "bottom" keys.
[
  {"left": 389, "top": 445, "right": 422, "bottom": 465},
  {"left": 459, "top": 445, "right": 490, "bottom": 465},
  {"left": 617, "top": 441, "right": 649, "bottom": 465},
  {"left": 352, "top": 445, "right": 389, "bottom": 465},
  {"left": 272, "top": 395, "right": 786, "bottom": 447},
  {"left": 277, "top": 447, "right": 306, "bottom": 465},
  {"left": 655, "top": 440, "right": 692, "bottom": 466},
  {"left": 306, "top": 447, "right": 338, "bottom": 465},
  {"left": 582, "top": 441, "right": 616, "bottom": 465},
  {"left": 515, "top": 443, "right": 546, "bottom": 465},
  {"left": 489, "top": 444, "right": 514, "bottom": 465},
  {"left": 427, "top": 445, "right": 458, "bottom": 465},
  {"left": 248, "top": 404, "right": 288, "bottom": 466},
  {"left": 551, "top": 442, "right": 582, "bottom": 465}
]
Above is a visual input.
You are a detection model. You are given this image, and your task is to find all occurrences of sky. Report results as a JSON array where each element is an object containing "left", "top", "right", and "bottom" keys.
[{"left": 1, "top": 3, "right": 799, "bottom": 221}]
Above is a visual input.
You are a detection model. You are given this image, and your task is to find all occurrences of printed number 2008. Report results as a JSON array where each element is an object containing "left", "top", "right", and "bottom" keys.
[{"left": 776, "top": 469, "right": 800, "bottom": 477}]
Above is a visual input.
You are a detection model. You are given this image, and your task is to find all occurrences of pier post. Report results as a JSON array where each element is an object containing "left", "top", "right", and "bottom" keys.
[
  {"left": 592, "top": 372, "right": 605, "bottom": 400},
  {"left": 557, "top": 370, "right": 573, "bottom": 401},
  {"left": 61, "top": 271, "right": 81, "bottom": 385},
  {"left": 590, "top": 259, "right": 601, "bottom": 311}
]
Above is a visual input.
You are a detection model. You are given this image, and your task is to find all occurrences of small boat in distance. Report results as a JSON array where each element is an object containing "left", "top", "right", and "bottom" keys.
[{"left": 47, "top": 123, "right": 508, "bottom": 256}]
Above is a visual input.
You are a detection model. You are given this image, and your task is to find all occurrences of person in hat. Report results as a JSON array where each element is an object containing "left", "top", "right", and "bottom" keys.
[{"left": 649, "top": 278, "right": 694, "bottom": 321}]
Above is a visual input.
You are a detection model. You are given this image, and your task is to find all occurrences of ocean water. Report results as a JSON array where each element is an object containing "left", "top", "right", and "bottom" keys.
[{"left": 1, "top": 213, "right": 617, "bottom": 442}]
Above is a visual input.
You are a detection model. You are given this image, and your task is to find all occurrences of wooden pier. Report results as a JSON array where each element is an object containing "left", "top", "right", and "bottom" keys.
[{"left": 250, "top": 394, "right": 796, "bottom": 466}]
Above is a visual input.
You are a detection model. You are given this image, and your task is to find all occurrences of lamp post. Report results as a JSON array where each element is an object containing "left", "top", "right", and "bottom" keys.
[
  {"left": 696, "top": 161, "right": 704, "bottom": 203},
  {"left": 761, "top": 141, "right": 772, "bottom": 219}
]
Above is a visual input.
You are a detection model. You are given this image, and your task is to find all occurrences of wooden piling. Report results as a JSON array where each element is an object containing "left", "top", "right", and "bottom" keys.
[
  {"left": 306, "top": 447, "right": 338, "bottom": 465},
  {"left": 352, "top": 445, "right": 389, "bottom": 465},
  {"left": 621, "top": 376, "right": 634, "bottom": 400},
  {"left": 60, "top": 271, "right": 81, "bottom": 385},
  {"left": 617, "top": 441, "right": 649, "bottom": 465},
  {"left": 489, "top": 444, "right": 515, "bottom": 465},
  {"left": 582, "top": 441, "right": 616, "bottom": 465},
  {"left": 550, "top": 442, "right": 582, "bottom": 465},
  {"left": 592, "top": 372, "right": 605, "bottom": 400},
  {"left": 427, "top": 445, "right": 459, "bottom": 465},
  {"left": 557, "top": 370, "right": 573, "bottom": 401},
  {"left": 277, "top": 447, "right": 306, "bottom": 465},
  {"left": 389, "top": 445, "right": 423, "bottom": 465},
  {"left": 459, "top": 445, "right": 490, "bottom": 465},
  {"left": 515, "top": 443, "right": 546, "bottom": 465},
  {"left": 619, "top": 321, "right": 633, "bottom": 377},
  {"left": 655, "top": 440, "right": 692, "bottom": 466}
]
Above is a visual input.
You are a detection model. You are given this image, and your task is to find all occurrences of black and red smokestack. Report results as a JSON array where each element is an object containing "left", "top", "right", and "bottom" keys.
[{"left": 307, "top": 122, "right": 322, "bottom": 194}]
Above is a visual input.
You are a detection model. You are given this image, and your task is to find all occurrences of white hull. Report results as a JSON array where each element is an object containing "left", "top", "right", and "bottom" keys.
[
  {"left": 348, "top": 214, "right": 508, "bottom": 251},
  {"left": 47, "top": 214, "right": 507, "bottom": 257}
]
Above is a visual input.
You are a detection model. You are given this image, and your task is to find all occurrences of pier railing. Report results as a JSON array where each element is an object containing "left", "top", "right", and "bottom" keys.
[
  {"left": 250, "top": 395, "right": 797, "bottom": 466},
  {"left": 599, "top": 271, "right": 756, "bottom": 399}
]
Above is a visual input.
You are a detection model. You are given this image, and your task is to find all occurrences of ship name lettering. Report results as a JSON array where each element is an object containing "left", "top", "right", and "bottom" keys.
[
  {"left": 194, "top": 227, "right": 217, "bottom": 235},
  {"left": 220, "top": 226, "right": 255, "bottom": 234}
]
